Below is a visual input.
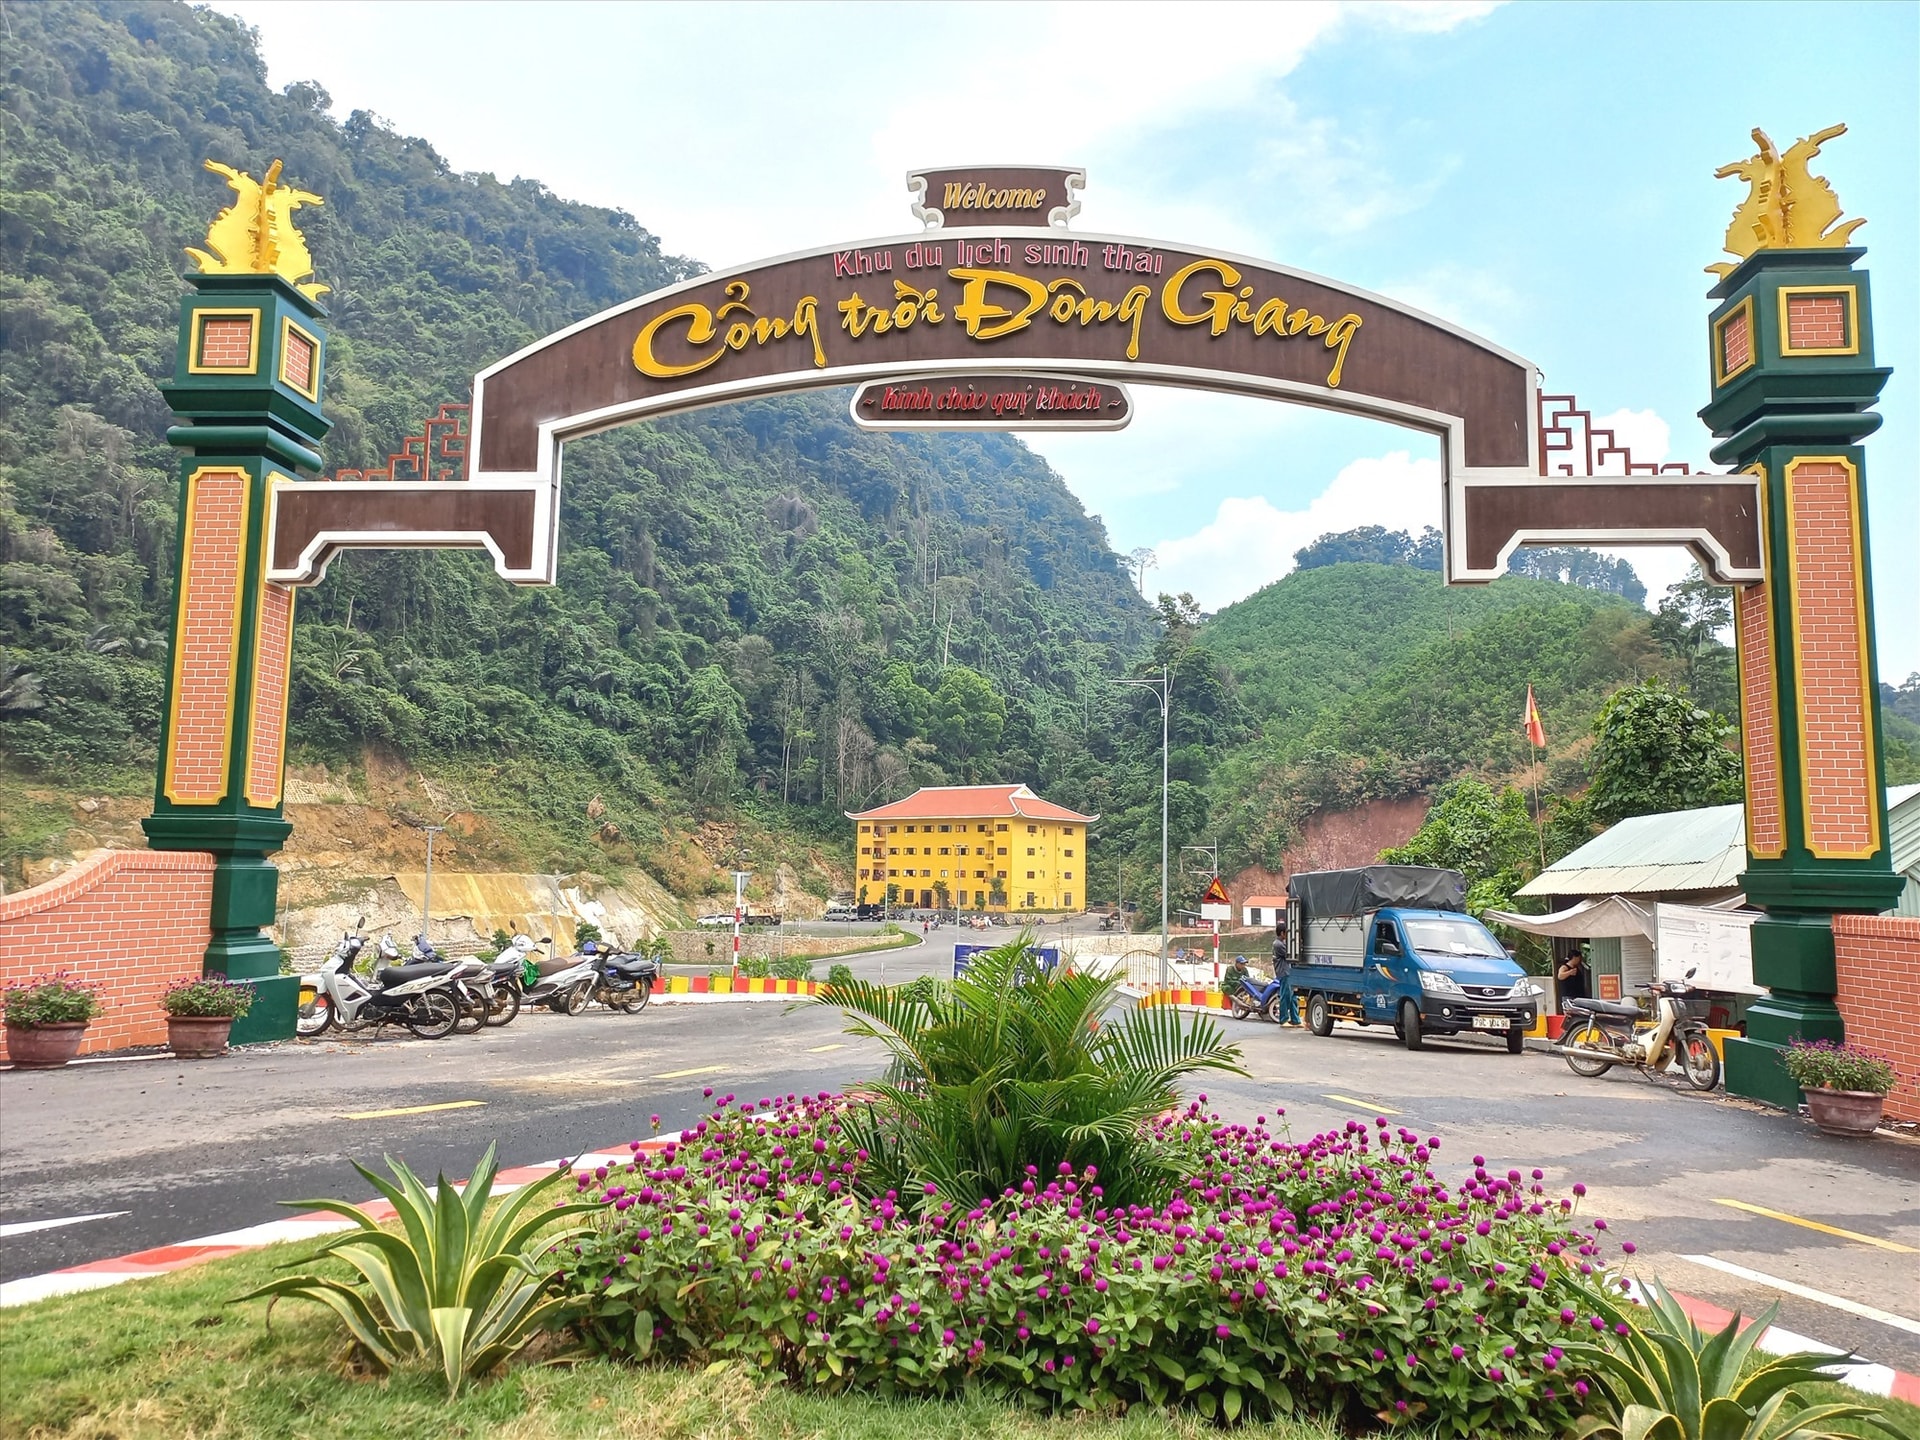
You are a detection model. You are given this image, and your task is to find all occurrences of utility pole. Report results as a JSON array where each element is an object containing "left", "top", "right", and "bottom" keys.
[
  {"left": 1183, "top": 842, "right": 1221, "bottom": 979},
  {"left": 1113, "top": 665, "right": 1171, "bottom": 990},
  {"left": 419, "top": 823, "right": 446, "bottom": 947},
  {"left": 731, "top": 869, "right": 751, "bottom": 980}
]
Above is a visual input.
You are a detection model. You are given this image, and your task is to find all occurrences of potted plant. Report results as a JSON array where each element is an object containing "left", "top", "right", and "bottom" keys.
[
  {"left": 2, "top": 975, "right": 103, "bottom": 1069},
  {"left": 160, "top": 975, "right": 254, "bottom": 1058},
  {"left": 1782, "top": 1038, "right": 1897, "bottom": 1137}
]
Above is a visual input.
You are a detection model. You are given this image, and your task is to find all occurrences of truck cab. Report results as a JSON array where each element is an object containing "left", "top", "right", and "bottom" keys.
[{"left": 1288, "top": 867, "right": 1542, "bottom": 1053}]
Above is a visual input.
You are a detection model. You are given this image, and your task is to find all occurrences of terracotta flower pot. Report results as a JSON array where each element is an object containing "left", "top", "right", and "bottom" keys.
[
  {"left": 1804, "top": 1086, "right": 1885, "bottom": 1138},
  {"left": 5, "top": 1022, "right": 89, "bottom": 1069},
  {"left": 167, "top": 1014, "right": 234, "bottom": 1059}
]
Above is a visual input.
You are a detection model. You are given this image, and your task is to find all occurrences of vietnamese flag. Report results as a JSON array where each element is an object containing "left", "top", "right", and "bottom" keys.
[{"left": 1523, "top": 685, "right": 1547, "bottom": 748}]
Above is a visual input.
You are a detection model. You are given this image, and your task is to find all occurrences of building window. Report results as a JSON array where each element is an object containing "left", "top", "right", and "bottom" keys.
[
  {"left": 939, "top": 847, "right": 950, "bottom": 855},
  {"left": 1026, "top": 892, "right": 1037, "bottom": 907},
  {"left": 1063, "top": 848, "right": 1073, "bottom": 857},
  {"left": 974, "top": 890, "right": 986, "bottom": 907},
  {"left": 1026, "top": 848, "right": 1035, "bottom": 856},
  {"left": 1027, "top": 870, "right": 1036, "bottom": 880},
  {"left": 1027, "top": 824, "right": 1037, "bottom": 833},
  {"left": 859, "top": 824, "right": 870, "bottom": 833},
  {"left": 997, "top": 870, "right": 1007, "bottom": 879},
  {"left": 978, "top": 824, "right": 990, "bottom": 832},
  {"left": 1063, "top": 871, "right": 1073, "bottom": 880},
  {"left": 859, "top": 868, "right": 869, "bottom": 879},
  {"left": 997, "top": 823, "right": 1009, "bottom": 832},
  {"left": 1063, "top": 827, "right": 1074, "bottom": 836},
  {"left": 997, "top": 847, "right": 1008, "bottom": 856},
  {"left": 1063, "top": 893, "right": 1073, "bottom": 908},
  {"left": 939, "top": 824, "right": 951, "bottom": 832}
]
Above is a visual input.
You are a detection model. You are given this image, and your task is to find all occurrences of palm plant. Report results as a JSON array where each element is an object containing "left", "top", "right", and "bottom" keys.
[
  {"left": 816, "top": 935, "right": 1246, "bottom": 1210},
  {"left": 233, "top": 1144, "right": 597, "bottom": 1397},
  {"left": 1565, "top": 1276, "right": 1904, "bottom": 1440}
]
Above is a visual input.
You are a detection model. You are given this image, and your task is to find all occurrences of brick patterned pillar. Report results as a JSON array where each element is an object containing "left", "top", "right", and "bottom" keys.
[
  {"left": 1702, "top": 246, "right": 1899, "bottom": 1108},
  {"left": 144, "top": 273, "right": 330, "bottom": 1045}
]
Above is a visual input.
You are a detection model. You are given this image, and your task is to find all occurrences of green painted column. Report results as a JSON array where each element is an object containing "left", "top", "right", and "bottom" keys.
[
  {"left": 143, "top": 270, "right": 330, "bottom": 1044},
  {"left": 1700, "top": 246, "right": 1901, "bottom": 1106}
]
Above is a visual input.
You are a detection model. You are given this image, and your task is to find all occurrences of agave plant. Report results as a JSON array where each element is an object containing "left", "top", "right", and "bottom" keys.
[
  {"left": 1565, "top": 1275, "right": 1905, "bottom": 1440},
  {"left": 816, "top": 935, "right": 1246, "bottom": 1209},
  {"left": 234, "top": 1144, "right": 597, "bottom": 1396}
]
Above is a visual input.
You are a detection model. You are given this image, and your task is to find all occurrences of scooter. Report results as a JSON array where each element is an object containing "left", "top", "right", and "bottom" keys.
[
  {"left": 1560, "top": 967, "right": 1721, "bottom": 1090},
  {"left": 407, "top": 935, "right": 498, "bottom": 1034},
  {"left": 586, "top": 946, "right": 660, "bottom": 1013},
  {"left": 1224, "top": 961, "right": 1292, "bottom": 1023},
  {"left": 525, "top": 942, "right": 603, "bottom": 1015},
  {"left": 297, "top": 919, "right": 366, "bottom": 1037},
  {"left": 472, "top": 933, "right": 547, "bottom": 1028},
  {"left": 302, "top": 931, "right": 465, "bottom": 1039}
]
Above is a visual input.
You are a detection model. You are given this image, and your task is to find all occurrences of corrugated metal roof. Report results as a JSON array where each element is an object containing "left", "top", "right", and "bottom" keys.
[{"left": 1520, "top": 787, "right": 1920, "bottom": 901}]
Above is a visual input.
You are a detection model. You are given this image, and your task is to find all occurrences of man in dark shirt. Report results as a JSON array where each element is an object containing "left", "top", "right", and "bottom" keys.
[
  {"left": 1271, "top": 923, "right": 1301, "bottom": 1026},
  {"left": 1556, "top": 945, "right": 1591, "bottom": 1006}
]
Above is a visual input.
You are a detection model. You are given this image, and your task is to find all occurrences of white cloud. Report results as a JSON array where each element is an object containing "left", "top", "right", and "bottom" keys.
[{"left": 1150, "top": 451, "right": 1442, "bottom": 610}]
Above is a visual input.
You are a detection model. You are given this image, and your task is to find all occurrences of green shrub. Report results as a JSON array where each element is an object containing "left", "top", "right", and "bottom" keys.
[
  {"left": 562, "top": 1093, "right": 1618, "bottom": 1435},
  {"left": 1562, "top": 1275, "right": 1903, "bottom": 1439},
  {"left": 816, "top": 935, "right": 1245, "bottom": 1211},
  {"left": 1, "top": 974, "right": 101, "bottom": 1027},
  {"left": 827, "top": 963, "right": 855, "bottom": 988},
  {"left": 159, "top": 975, "right": 255, "bottom": 1019},
  {"left": 1781, "top": 1039, "right": 1898, "bottom": 1097},
  {"left": 234, "top": 1144, "right": 598, "bottom": 1398},
  {"left": 573, "top": 923, "right": 604, "bottom": 949}
]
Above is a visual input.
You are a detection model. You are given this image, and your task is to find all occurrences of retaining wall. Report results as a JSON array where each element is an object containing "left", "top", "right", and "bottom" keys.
[
  {"left": 1832, "top": 912, "right": 1920, "bottom": 1122},
  {"left": 0, "top": 850, "right": 215, "bottom": 1060}
]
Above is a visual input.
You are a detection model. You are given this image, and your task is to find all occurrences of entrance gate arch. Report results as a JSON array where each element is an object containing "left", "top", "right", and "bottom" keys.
[{"left": 147, "top": 152, "right": 1896, "bottom": 1109}]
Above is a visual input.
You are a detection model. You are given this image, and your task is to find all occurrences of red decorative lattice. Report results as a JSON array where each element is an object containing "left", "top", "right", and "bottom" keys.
[
  {"left": 331, "top": 402, "right": 470, "bottom": 483},
  {"left": 1537, "top": 394, "right": 1698, "bottom": 477}
]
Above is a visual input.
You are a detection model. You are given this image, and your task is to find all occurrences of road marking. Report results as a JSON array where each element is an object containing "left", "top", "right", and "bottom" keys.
[
  {"left": 806, "top": 1043, "right": 845, "bottom": 1053},
  {"left": 1681, "top": 1255, "right": 1920, "bottom": 1336},
  {"left": 653, "top": 1065, "right": 727, "bottom": 1079},
  {"left": 342, "top": 1100, "right": 486, "bottom": 1120},
  {"left": 0, "top": 1211, "right": 130, "bottom": 1238},
  {"left": 1712, "top": 1198, "right": 1917, "bottom": 1254},
  {"left": 1322, "top": 1093, "right": 1402, "bottom": 1115}
]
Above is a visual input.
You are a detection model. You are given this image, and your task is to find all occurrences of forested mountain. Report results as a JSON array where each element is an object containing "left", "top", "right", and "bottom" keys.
[{"left": 0, "top": 0, "right": 1150, "bottom": 890}]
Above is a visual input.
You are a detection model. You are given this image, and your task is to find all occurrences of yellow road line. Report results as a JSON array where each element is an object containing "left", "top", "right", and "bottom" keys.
[
  {"left": 343, "top": 1100, "right": 486, "bottom": 1120},
  {"left": 1711, "top": 1198, "right": 1917, "bottom": 1253},
  {"left": 806, "top": 1043, "right": 845, "bottom": 1054},
  {"left": 1322, "top": 1093, "right": 1402, "bottom": 1115},
  {"left": 653, "top": 1064, "right": 727, "bottom": 1080}
]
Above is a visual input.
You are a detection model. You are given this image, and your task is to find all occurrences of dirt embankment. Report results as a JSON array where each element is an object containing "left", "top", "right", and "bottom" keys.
[{"left": 1227, "top": 795, "right": 1431, "bottom": 903}]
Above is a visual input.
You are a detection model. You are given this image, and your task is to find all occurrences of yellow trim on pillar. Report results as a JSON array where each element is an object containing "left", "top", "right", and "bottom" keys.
[
  {"left": 1776, "top": 284, "right": 1860, "bottom": 358},
  {"left": 162, "top": 468, "right": 252, "bottom": 805},
  {"left": 1783, "top": 454, "right": 1881, "bottom": 860},
  {"left": 1734, "top": 464, "right": 1785, "bottom": 859},
  {"left": 1712, "top": 295, "right": 1757, "bottom": 387},
  {"left": 187, "top": 307, "right": 263, "bottom": 374},
  {"left": 243, "top": 473, "right": 297, "bottom": 808}
]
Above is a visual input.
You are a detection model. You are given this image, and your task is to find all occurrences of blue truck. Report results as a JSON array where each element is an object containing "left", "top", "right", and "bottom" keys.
[{"left": 1286, "top": 865, "right": 1542, "bottom": 1053}]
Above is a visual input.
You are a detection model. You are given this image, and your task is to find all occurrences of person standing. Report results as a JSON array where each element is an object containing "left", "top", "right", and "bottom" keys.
[
  {"left": 1272, "top": 923, "right": 1301, "bottom": 1026},
  {"left": 1555, "top": 945, "right": 1590, "bottom": 1006}
]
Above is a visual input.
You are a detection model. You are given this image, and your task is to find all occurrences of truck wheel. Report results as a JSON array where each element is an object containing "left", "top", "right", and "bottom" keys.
[
  {"left": 1399, "top": 1000, "right": 1424, "bottom": 1051},
  {"left": 1506, "top": 1025, "right": 1525, "bottom": 1054},
  {"left": 1307, "top": 993, "right": 1333, "bottom": 1037}
]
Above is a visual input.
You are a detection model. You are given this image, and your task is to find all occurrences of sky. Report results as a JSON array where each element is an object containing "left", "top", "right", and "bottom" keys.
[{"left": 218, "top": 0, "right": 1919, "bottom": 679}]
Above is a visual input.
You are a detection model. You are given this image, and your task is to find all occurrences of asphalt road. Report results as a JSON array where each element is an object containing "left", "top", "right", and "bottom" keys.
[{"left": 3, "top": 944, "right": 1916, "bottom": 1374}]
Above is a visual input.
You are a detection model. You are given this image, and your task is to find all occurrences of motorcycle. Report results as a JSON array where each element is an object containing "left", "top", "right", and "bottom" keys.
[
  {"left": 525, "top": 941, "right": 604, "bottom": 1015},
  {"left": 1560, "top": 967, "right": 1721, "bottom": 1091},
  {"left": 297, "top": 919, "right": 366, "bottom": 1037},
  {"left": 472, "top": 933, "right": 547, "bottom": 1028},
  {"left": 586, "top": 945, "right": 660, "bottom": 1013},
  {"left": 1224, "top": 962, "right": 1292, "bottom": 1023},
  {"left": 301, "top": 931, "right": 465, "bottom": 1039},
  {"left": 407, "top": 935, "right": 504, "bottom": 1033}
]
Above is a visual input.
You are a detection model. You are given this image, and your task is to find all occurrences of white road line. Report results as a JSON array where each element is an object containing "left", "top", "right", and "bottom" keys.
[
  {"left": 0, "top": 1211, "right": 130, "bottom": 1238},
  {"left": 1681, "top": 1254, "right": 1920, "bottom": 1336},
  {"left": 0, "top": 1272, "right": 130, "bottom": 1306}
]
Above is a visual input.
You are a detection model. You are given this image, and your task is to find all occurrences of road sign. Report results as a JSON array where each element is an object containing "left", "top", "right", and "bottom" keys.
[{"left": 1200, "top": 876, "right": 1231, "bottom": 923}]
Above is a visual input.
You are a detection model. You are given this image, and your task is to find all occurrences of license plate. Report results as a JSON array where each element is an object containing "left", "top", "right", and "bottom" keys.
[{"left": 1472, "top": 1015, "right": 1510, "bottom": 1030}]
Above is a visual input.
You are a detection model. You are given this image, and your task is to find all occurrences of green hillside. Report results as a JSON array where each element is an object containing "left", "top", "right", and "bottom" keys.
[{"left": 0, "top": 0, "right": 1151, "bottom": 891}]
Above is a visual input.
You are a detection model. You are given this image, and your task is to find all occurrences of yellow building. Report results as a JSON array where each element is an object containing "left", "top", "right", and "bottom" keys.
[{"left": 848, "top": 784, "right": 1098, "bottom": 913}]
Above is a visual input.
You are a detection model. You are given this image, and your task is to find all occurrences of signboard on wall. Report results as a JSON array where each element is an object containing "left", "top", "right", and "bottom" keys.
[
  {"left": 852, "top": 373, "right": 1130, "bottom": 431},
  {"left": 1656, "top": 902, "right": 1761, "bottom": 995}
]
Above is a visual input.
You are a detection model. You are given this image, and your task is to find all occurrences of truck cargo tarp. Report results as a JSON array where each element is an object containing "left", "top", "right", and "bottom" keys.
[{"left": 1287, "top": 866, "right": 1466, "bottom": 916}]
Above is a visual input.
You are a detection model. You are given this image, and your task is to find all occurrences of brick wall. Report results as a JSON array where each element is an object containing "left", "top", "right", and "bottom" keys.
[
  {"left": 165, "top": 469, "right": 248, "bottom": 804},
  {"left": 1832, "top": 913, "right": 1920, "bottom": 1122},
  {"left": 1735, "top": 582, "right": 1785, "bottom": 856},
  {"left": 0, "top": 850, "right": 215, "bottom": 1060},
  {"left": 1785, "top": 294, "right": 1847, "bottom": 351}
]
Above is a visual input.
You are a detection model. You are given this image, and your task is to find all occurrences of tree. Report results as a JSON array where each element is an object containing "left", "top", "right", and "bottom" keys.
[
  {"left": 1293, "top": 525, "right": 1413, "bottom": 570},
  {"left": 683, "top": 665, "right": 749, "bottom": 811},
  {"left": 1506, "top": 547, "right": 1646, "bottom": 602},
  {"left": 1380, "top": 778, "right": 1540, "bottom": 915},
  {"left": 1587, "top": 679, "right": 1742, "bottom": 824},
  {"left": 930, "top": 666, "right": 1006, "bottom": 779},
  {"left": 1651, "top": 565, "right": 1738, "bottom": 717}
]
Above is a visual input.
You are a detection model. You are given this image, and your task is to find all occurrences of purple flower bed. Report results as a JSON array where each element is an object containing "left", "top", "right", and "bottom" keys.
[{"left": 556, "top": 1091, "right": 1620, "bottom": 1433}]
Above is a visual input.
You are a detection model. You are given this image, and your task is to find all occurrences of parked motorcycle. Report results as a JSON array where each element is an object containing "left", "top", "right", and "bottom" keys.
[
  {"left": 1224, "top": 961, "right": 1291, "bottom": 1023},
  {"left": 407, "top": 935, "right": 497, "bottom": 1034},
  {"left": 473, "top": 933, "right": 546, "bottom": 1028},
  {"left": 587, "top": 946, "right": 660, "bottom": 1013},
  {"left": 1560, "top": 968, "right": 1721, "bottom": 1090},
  {"left": 297, "top": 919, "right": 365, "bottom": 1036},
  {"left": 525, "top": 941, "right": 604, "bottom": 1014},
  {"left": 301, "top": 931, "right": 464, "bottom": 1038}
]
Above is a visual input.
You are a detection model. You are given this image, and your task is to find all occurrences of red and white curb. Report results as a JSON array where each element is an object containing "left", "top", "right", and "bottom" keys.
[{"left": 3, "top": 1145, "right": 1914, "bottom": 1407}]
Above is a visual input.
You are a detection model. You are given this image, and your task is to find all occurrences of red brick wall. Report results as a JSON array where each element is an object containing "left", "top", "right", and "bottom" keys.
[
  {"left": 1832, "top": 913, "right": 1920, "bottom": 1122},
  {"left": 165, "top": 469, "right": 249, "bottom": 804},
  {"left": 0, "top": 850, "right": 214, "bottom": 1060},
  {"left": 1785, "top": 294, "right": 1848, "bottom": 351},
  {"left": 1736, "top": 581, "right": 1786, "bottom": 857}
]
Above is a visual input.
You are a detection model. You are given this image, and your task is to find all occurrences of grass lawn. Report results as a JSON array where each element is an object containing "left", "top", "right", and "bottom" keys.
[
  {"left": 3, "top": 1242, "right": 1913, "bottom": 1440},
  {"left": 0, "top": 1242, "right": 1344, "bottom": 1440}
]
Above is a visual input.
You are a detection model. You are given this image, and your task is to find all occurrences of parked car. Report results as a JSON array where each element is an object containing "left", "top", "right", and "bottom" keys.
[{"left": 696, "top": 913, "right": 735, "bottom": 928}]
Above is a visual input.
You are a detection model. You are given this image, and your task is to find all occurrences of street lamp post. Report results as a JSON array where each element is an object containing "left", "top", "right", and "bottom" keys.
[{"left": 1113, "top": 666, "right": 1170, "bottom": 991}]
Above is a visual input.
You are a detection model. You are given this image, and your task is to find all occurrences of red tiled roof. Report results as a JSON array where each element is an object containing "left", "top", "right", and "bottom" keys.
[
  {"left": 848, "top": 784, "right": 1098, "bottom": 824},
  {"left": 1243, "top": 895, "right": 1287, "bottom": 907}
]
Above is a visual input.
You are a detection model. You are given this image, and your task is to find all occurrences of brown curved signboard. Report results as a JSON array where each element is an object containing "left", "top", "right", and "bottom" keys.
[
  {"left": 851, "top": 372, "right": 1131, "bottom": 431},
  {"left": 468, "top": 232, "right": 1540, "bottom": 543}
]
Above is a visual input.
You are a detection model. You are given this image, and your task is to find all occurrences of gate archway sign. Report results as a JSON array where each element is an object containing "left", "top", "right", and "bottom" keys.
[{"left": 148, "top": 152, "right": 1892, "bottom": 1079}]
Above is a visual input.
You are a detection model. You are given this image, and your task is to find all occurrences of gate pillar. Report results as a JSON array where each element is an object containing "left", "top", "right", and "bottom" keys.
[
  {"left": 1700, "top": 157, "right": 1901, "bottom": 1102},
  {"left": 141, "top": 168, "right": 331, "bottom": 1044}
]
